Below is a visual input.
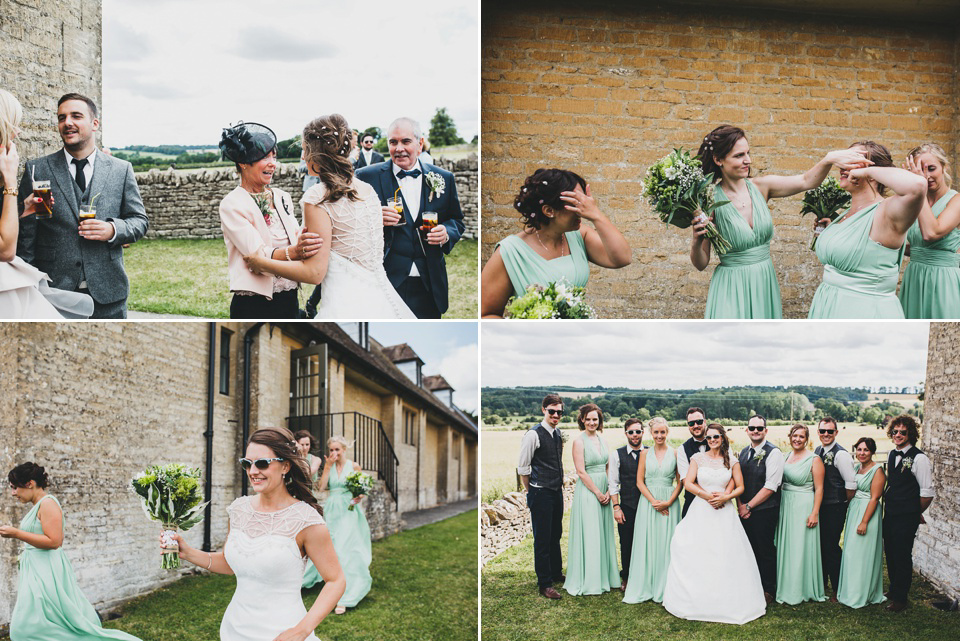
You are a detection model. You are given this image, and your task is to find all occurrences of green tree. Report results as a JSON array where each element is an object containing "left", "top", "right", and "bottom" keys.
[
  {"left": 276, "top": 135, "right": 301, "bottom": 160},
  {"left": 428, "top": 107, "right": 465, "bottom": 147}
]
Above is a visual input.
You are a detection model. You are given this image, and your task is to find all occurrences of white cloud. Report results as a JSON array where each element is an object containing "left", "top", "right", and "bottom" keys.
[{"left": 432, "top": 343, "right": 479, "bottom": 413}]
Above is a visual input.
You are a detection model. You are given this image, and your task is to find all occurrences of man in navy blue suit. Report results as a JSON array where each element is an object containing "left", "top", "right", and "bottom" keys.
[{"left": 355, "top": 117, "right": 464, "bottom": 318}]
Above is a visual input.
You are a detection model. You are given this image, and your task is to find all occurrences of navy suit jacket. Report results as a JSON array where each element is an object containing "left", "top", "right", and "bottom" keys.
[
  {"left": 353, "top": 150, "right": 384, "bottom": 169},
  {"left": 355, "top": 159, "right": 464, "bottom": 314}
]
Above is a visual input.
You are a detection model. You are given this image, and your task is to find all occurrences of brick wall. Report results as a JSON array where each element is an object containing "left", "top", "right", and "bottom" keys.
[{"left": 481, "top": 2, "right": 960, "bottom": 318}]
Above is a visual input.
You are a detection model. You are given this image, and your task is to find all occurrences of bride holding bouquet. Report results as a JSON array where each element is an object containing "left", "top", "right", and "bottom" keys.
[{"left": 480, "top": 168, "right": 631, "bottom": 318}]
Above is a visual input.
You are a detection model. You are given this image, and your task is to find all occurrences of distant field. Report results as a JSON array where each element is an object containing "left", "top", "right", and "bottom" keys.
[{"left": 859, "top": 393, "right": 920, "bottom": 407}]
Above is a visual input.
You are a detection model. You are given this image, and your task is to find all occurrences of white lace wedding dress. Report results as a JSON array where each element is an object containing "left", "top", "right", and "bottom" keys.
[
  {"left": 220, "top": 496, "right": 325, "bottom": 641},
  {"left": 662, "top": 452, "right": 766, "bottom": 624},
  {"left": 302, "top": 181, "right": 415, "bottom": 319}
]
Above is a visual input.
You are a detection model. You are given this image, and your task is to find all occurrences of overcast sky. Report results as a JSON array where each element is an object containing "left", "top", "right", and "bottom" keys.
[
  {"left": 369, "top": 321, "right": 478, "bottom": 413},
  {"left": 102, "top": 0, "right": 478, "bottom": 147},
  {"left": 482, "top": 322, "right": 930, "bottom": 391}
]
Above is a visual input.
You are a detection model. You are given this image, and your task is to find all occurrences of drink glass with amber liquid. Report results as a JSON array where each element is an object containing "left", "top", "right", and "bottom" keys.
[
  {"left": 79, "top": 203, "right": 96, "bottom": 228},
  {"left": 33, "top": 180, "right": 53, "bottom": 219},
  {"left": 387, "top": 197, "right": 405, "bottom": 226},
  {"left": 420, "top": 211, "right": 439, "bottom": 240}
]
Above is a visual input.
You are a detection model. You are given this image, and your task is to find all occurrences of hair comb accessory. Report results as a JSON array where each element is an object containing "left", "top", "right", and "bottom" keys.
[{"left": 542, "top": 181, "right": 548, "bottom": 185}]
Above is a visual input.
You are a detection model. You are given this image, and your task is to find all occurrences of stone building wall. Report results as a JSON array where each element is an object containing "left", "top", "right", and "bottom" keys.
[
  {"left": 135, "top": 157, "right": 479, "bottom": 241},
  {"left": 915, "top": 322, "right": 960, "bottom": 601},
  {"left": 482, "top": 1, "right": 960, "bottom": 318}
]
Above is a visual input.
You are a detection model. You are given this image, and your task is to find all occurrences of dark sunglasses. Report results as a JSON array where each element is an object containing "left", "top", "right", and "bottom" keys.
[
  {"left": 746, "top": 425, "right": 765, "bottom": 432},
  {"left": 891, "top": 429, "right": 909, "bottom": 436},
  {"left": 705, "top": 434, "right": 722, "bottom": 441},
  {"left": 687, "top": 419, "right": 704, "bottom": 427},
  {"left": 625, "top": 430, "right": 643, "bottom": 435},
  {"left": 818, "top": 429, "right": 836, "bottom": 435},
  {"left": 239, "top": 457, "right": 284, "bottom": 470},
  {"left": 546, "top": 409, "right": 563, "bottom": 416}
]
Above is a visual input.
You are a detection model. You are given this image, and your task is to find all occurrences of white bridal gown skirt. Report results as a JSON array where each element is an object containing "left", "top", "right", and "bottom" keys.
[
  {"left": 314, "top": 252, "right": 416, "bottom": 319},
  {"left": 0, "top": 258, "right": 93, "bottom": 319}
]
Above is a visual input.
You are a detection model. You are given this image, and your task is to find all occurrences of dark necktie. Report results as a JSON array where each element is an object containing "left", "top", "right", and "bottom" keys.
[
  {"left": 72, "top": 158, "right": 88, "bottom": 192},
  {"left": 631, "top": 450, "right": 638, "bottom": 461},
  {"left": 396, "top": 168, "right": 422, "bottom": 180},
  {"left": 745, "top": 448, "right": 756, "bottom": 462}
]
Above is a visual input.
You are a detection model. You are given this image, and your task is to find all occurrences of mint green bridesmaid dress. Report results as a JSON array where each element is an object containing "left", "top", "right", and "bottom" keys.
[
  {"left": 898, "top": 190, "right": 960, "bottom": 318},
  {"left": 622, "top": 447, "right": 680, "bottom": 603},
  {"left": 808, "top": 202, "right": 905, "bottom": 318},
  {"left": 496, "top": 231, "right": 590, "bottom": 296},
  {"left": 775, "top": 455, "right": 826, "bottom": 605},
  {"left": 563, "top": 433, "right": 619, "bottom": 595},
  {"left": 705, "top": 180, "right": 783, "bottom": 318},
  {"left": 837, "top": 464, "right": 886, "bottom": 608},
  {"left": 302, "top": 461, "right": 372, "bottom": 607},
  {"left": 11, "top": 495, "right": 141, "bottom": 641}
]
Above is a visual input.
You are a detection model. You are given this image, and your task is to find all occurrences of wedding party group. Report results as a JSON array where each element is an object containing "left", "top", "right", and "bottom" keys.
[
  {"left": 0, "top": 87, "right": 465, "bottom": 320},
  {"left": 1, "top": 427, "right": 376, "bottom": 641},
  {"left": 480, "top": 125, "right": 960, "bottom": 320},
  {"left": 517, "top": 395, "right": 935, "bottom": 625}
]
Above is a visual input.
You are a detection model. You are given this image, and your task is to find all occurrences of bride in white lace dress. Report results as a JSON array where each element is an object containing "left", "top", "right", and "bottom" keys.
[
  {"left": 243, "top": 114, "right": 415, "bottom": 319},
  {"left": 662, "top": 423, "right": 766, "bottom": 624},
  {"left": 168, "top": 427, "right": 346, "bottom": 641}
]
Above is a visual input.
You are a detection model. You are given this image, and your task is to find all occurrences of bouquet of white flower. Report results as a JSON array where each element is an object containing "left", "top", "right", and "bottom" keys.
[
  {"left": 800, "top": 176, "right": 851, "bottom": 250},
  {"left": 504, "top": 279, "right": 594, "bottom": 319},
  {"left": 642, "top": 148, "right": 732, "bottom": 255},
  {"left": 131, "top": 463, "right": 208, "bottom": 569},
  {"left": 344, "top": 471, "right": 375, "bottom": 511}
]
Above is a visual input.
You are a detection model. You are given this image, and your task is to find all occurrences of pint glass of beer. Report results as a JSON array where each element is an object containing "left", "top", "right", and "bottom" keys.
[
  {"left": 420, "top": 211, "right": 439, "bottom": 240},
  {"left": 33, "top": 180, "right": 53, "bottom": 219},
  {"left": 79, "top": 204, "right": 96, "bottom": 226}
]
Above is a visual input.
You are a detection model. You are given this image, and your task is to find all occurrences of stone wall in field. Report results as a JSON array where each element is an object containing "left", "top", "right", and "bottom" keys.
[
  {"left": 135, "top": 157, "right": 479, "bottom": 241},
  {"left": 482, "top": 1, "right": 960, "bottom": 318},
  {"left": 915, "top": 323, "right": 960, "bottom": 602}
]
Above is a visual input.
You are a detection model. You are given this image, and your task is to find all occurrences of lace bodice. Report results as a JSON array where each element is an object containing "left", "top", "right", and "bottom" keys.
[
  {"left": 226, "top": 495, "right": 325, "bottom": 539},
  {"left": 302, "top": 180, "right": 385, "bottom": 272},
  {"left": 691, "top": 452, "right": 737, "bottom": 493}
]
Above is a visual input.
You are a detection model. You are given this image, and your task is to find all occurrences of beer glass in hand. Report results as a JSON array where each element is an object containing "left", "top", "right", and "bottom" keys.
[
  {"left": 387, "top": 197, "right": 405, "bottom": 226},
  {"left": 33, "top": 180, "right": 53, "bottom": 219},
  {"left": 79, "top": 203, "right": 96, "bottom": 228},
  {"left": 420, "top": 211, "right": 438, "bottom": 240}
]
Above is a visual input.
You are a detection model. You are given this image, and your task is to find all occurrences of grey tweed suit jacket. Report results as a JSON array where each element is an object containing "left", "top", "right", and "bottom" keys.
[{"left": 17, "top": 150, "right": 148, "bottom": 305}]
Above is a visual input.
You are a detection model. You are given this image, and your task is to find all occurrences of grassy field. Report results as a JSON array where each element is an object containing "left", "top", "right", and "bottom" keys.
[
  {"left": 481, "top": 422, "right": 893, "bottom": 504},
  {"left": 2, "top": 510, "right": 477, "bottom": 641},
  {"left": 481, "top": 509, "right": 954, "bottom": 641},
  {"left": 125, "top": 238, "right": 478, "bottom": 318}
]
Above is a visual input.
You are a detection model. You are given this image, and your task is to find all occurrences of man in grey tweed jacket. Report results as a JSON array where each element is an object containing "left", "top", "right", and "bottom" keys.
[{"left": 17, "top": 93, "right": 148, "bottom": 318}]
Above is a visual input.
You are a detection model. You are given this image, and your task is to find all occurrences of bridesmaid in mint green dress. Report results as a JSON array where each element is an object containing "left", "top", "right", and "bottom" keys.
[
  {"left": 302, "top": 438, "right": 371, "bottom": 613},
  {"left": 898, "top": 144, "right": 960, "bottom": 318},
  {"left": 693, "top": 126, "right": 872, "bottom": 319},
  {"left": 623, "top": 419, "right": 682, "bottom": 604},
  {"left": 481, "top": 168, "right": 631, "bottom": 317},
  {"left": 775, "top": 425, "right": 826, "bottom": 605},
  {"left": 808, "top": 142, "right": 926, "bottom": 318},
  {"left": 564, "top": 404, "right": 619, "bottom": 595},
  {"left": 2, "top": 463, "right": 141, "bottom": 641},
  {"left": 837, "top": 438, "right": 886, "bottom": 608}
]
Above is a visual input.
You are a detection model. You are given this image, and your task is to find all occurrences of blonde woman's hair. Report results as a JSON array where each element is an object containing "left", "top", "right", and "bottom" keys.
[
  {"left": 648, "top": 416, "right": 668, "bottom": 431},
  {"left": 789, "top": 423, "right": 810, "bottom": 447},
  {"left": 0, "top": 89, "right": 23, "bottom": 149},
  {"left": 908, "top": 142, "right": 953, "bottom": 188},
  {"left": 327, "top": 435, "right": 353, "bottom": 450}
]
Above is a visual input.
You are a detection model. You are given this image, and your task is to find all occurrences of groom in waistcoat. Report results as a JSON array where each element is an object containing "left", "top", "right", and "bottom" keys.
[
  {"left": 609, "top": 417, "right": 647, "bottom": 591},
  {"left": 815, "top": 416, "right": 856, "bottom": 599},
  {"left": 677, "top": 407, "right": 708, "bottom": 518},
  {"left": 17, "top": 93, "right": 148, "bottom": 318},
  {"left": 517, "top": 394, "right": 566, "bottom": 599},
  {"left": 882, "top": 415, "right": 935, "bottom": 612},
  {"left": 737, "top": 414, "right": 784, "bottom": 603},
  {"left": 355, "top": 117, "right": 464, "bottom": 318}
]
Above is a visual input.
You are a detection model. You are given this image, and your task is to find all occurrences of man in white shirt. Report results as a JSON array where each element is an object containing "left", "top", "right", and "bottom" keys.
[
  {"left": 677, "top": 407, "right": 709, "bottom": 517},
  {"left": 353, "top": 134, "right": 384, "bottom": 169},
  {"left": 815, "top": 416, "right": 857, "bottom": 598},
  {"left": 609, "top": 417, "right": 646, "bottom": 591}
]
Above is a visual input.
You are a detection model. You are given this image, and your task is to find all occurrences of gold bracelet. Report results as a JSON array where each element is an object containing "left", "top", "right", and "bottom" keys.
[{"left": 2, "top": 187, "right": 17, "bottom": 196}]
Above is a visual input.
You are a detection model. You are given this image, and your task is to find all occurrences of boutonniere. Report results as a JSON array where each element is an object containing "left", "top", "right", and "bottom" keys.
[
  {"left": 425, "top": 171, "right": 445, "bottom": 202},
  {"left": 902, "top": 457, "right": 914, "bottom": 470},
  {"left": 823, "top": 451, "right": 835, "bottom": 466},
  {"left": 754, "top": 450, "right": 766, "bottom": 465}
]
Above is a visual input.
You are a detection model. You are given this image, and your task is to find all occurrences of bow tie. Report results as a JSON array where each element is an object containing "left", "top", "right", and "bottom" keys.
[
  {"left": 894, "top": 451, "right": 904, "bottom": 458},
  {"left": 396, "top": 169, "right": 422, "bottom": 179}
]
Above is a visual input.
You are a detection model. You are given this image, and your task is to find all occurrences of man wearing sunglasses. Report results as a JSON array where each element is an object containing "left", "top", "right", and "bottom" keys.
[
  {"left": 517, "top": 394, "right": 566, "bottom": 599},
  {"left": 608, "top": 417, "right": 647, "bottom": 591},
  {"left": 736, "top": 414, "right": 784, "bottom": 604},
  {"left": 882, "top": 415, "right": 934, "bottom": 612},
  {"left": 677, "top": 407, "right": 708, "bottom": 518},
  {"left": 814, "top": 416, "right": 856, "bottom": 600}
]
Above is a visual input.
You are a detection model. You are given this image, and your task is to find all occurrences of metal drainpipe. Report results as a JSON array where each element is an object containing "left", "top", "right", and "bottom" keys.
[
  {"left": 203, "top": 323, "right": 216, "bottom": 552},
  {"left": 241, "top": 323, "right": 265, "bottom": 496}
]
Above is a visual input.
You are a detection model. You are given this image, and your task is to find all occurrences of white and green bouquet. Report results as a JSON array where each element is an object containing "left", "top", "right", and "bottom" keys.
[
  {"left": 504, "top": 279, "right": 594, "bottom": 319},
  {"left": 642, "top": 148, "right": 732, "bottom": 255},
  {"left": 131, "top": 463, "right": 208, "bottom": 569},
  {"left": 800, "top": 176, "right": 851, "bottom": 250},
  {"left": 344, "top": 470, "right": 375, "bottom": 511}
]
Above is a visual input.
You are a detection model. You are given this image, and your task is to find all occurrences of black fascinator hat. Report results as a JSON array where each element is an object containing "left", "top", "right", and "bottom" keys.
[{"left": 219, "top": 122, "right": 277, "bottom": 164}]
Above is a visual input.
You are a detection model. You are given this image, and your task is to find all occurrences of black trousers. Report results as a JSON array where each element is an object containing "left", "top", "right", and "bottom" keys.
[
  {"left": 617, "top": 503, "right": 638, "bottom": 580},
  {"left": 305, "top": 284, "right": 322, "bottom": 317},
  {"left": 883, "top": 512, "right": 921, "bottom": 603},
  {"left": 742, "top": 505, "right": 780, "bottom": 596},
  {"left": 396, "top": 276, "right": 441, "bottom": 319},
  {"left": 527, "top": 486, "right": 564, "bottom": 589},
  {"left": 229, "top": 289, "right": 299, "bottom": 319},
  {"left": 819, "top": 502, "right": 848, "bottom": 592},
  {"left": 681, "top": 490, "right": 695, "bottom": 518}
]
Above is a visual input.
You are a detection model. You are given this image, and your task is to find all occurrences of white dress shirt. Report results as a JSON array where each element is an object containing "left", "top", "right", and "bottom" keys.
[
  {"left": 608, "top": 445, "right": 647, "bottom": 497},
  {"left": 392, "top": 159, "right": 424, "bottom": 277},
  {"left": 820, "top": 441, "right": 857, "bottom": 490},
  {"left": 892, "top": 445, "right": 935, "bottom": 498},
  {"left": 517, "top": 421, "right": 560, "bottom": 485},
  {"left": 742, "top": 440, "right": 785, "bottom": 492},
  {"left": 676, "top": 438, "right": 707, "bottom": 481},
  {"left": 362, "top": 149, "right": 374, "bottom": 165}
]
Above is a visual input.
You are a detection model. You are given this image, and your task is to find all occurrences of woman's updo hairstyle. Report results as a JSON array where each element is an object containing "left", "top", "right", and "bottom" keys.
[
  {"left": 303, "top": 114, "right": 359, "bottom": 205},
  {"left": 0, "top": 88, "right": 23, "bottom": 150},
  {"left": 908, "top": 142, "right": 952, "bottom": 188},
  {"left": 698, "top": 125, "right": 747, "bottom": 182},
  {"left": 850, "top": 140, "right": 893, "bottom": 195},
  {"left": 248, "top": 427, "right": 322, "bottom": 515},
  {"left": 513, "top": 168, "right": 586, "bottom": 230},
  {"left": 8, "top": 462, "right": 48, "bottom": 489}
]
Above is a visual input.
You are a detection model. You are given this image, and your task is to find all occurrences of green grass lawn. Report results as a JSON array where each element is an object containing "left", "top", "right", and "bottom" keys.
[
  {"left": 2, "top": 510, "right": 477, "bottom": 641},
  {"left": 482, "top": 509, "right": 954, "bottom": 641},
  {"left": 124, "top": 238, "right": 478, "bottom": 318}
]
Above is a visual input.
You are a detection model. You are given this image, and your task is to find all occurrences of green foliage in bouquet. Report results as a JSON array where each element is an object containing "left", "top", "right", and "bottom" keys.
[
  {"left": 132, "top": 463, "right": 208, "bottom": 569},
  {"left": 344, "top": 470, "right": 375, "bottom": 511},
  {"left": 801, "top": 176, "right": 851, "bottom": 250},
  {"left": 504, "top": 280, "right": 594, "bottom": 319},
  {"left": 642, "top": 148, "right": 733, "bottom": 255}
]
